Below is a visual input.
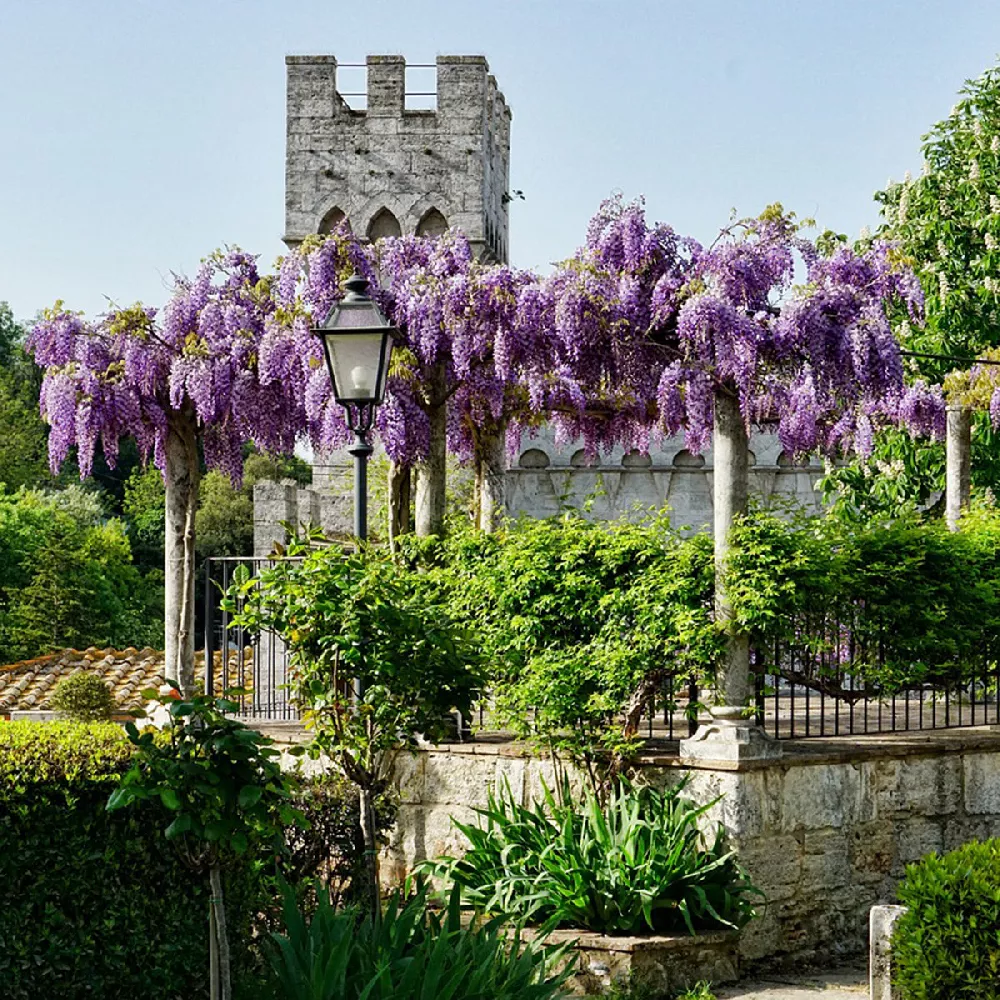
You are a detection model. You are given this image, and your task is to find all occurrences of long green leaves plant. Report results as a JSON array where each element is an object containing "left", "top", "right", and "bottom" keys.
[
  {"left": 266, "top": 880, "right": 573, "bottom": 1000},
  {"left": 422, "top": 778, "right": 760, "bottom": 935}
]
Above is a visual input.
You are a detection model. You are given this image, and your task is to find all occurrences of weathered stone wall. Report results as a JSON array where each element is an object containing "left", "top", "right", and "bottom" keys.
[
  {"left": 507, "top": 426, "right": 823, "bottom": 531},
  {"left": 254, "top": 428, "right": 825, "bottom": 553},
  {"left": 377, "top": 733, "right": 1000, "bottom": 970},
  {"left": 284, "top": 54, "right": 510, "bottom": 262}
]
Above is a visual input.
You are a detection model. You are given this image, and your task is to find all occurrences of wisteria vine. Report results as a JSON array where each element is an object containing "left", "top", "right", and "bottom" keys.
[{"left": 28, "top": 197, "right": 945, "bottom": 490}]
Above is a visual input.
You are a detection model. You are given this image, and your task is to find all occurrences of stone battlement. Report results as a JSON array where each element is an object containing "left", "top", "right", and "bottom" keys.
[{"left": 284, "top": 54, "right": 511, "bottom": 261}]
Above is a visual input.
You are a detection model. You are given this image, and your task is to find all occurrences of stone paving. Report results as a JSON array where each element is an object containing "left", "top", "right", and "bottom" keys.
[{"left": 715, "top": 964, "right": 867, "bottom": 999}]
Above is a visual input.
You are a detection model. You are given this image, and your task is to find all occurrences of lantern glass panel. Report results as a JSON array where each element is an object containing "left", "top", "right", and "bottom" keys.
[
  {"left": 322, "top": 332, "right": 390, "bottom": 403},
  {"left": 327, "top": 299, "right": 387, "bottom": 330}
]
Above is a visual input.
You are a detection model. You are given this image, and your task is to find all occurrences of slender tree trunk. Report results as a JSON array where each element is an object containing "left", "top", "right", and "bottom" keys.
[
  {"left": 358, "top": 785, "right": 379, "bottom": 917},
  {"left": 711, "top": 389, "right": 751, "bottom": 716},
  {"left": 164, "top": 409, "right": 200, "bottom": 696},
  {"left": 946, "top": 404, "right": 971, "bottom": 531},
  {"left": 415, "top": 364, "right": 447, "bottom": 536},
  {"left": 388, "top": 461, "right": 412, "bottom": 552},
  {"left": 209, "top": 890, "right": 219, "bottom": 1000},
  {"left": 476, "top": 425, "right": 507, "bottom": 532},
  {"left": 210, "top": 865, "right": 231, "bottom": 1000}
]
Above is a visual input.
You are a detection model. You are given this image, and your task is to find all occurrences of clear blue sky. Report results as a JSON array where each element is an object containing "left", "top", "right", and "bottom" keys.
[{"left": 2, "top": 0, "right": 999, "bottom": 322}]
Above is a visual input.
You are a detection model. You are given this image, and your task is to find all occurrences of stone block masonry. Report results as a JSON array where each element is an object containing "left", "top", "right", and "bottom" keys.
[
  {"left": 284, "top": 54, "right": 511, "bottom": 263},
  {"left": 368, "top": 730, "right": 1000, "bottom": 971}
]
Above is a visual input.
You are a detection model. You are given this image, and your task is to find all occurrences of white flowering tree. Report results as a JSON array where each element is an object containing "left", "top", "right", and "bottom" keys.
[{"left": 865, "top": 62, "right": 1000, "bottom": 524}]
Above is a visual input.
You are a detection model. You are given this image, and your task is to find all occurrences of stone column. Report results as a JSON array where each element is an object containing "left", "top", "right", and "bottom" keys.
[
  {"left": 870, "top": 905, "right": 907, "bottom": 1000},
  {"left": 163, "top": 409, "right": 199, "bottom": 697},
  {"left": 415, "top": 364, "right": 447, "bottom": 536},
  {"left": 680, "top": 390, "right": 780, "bottom": 762},
  {"left": 476, "top": 425, "right": 507, "bottom": 532},
  {"left": 945, "top": 404, "right": 971, "bottom": 531}
]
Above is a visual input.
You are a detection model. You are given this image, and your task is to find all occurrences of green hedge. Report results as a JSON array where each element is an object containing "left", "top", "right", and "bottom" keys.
[
  {"left": 0, "top": 721, "right": 264, "bottom": 1000},
  {"left": 893, "top": 839, "right": 1000, "bottom": 999}
]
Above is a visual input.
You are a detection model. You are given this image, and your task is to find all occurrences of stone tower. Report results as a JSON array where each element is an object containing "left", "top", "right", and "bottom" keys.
[{"left": 283, "top": 54, "right": 511, "bottom": 263}]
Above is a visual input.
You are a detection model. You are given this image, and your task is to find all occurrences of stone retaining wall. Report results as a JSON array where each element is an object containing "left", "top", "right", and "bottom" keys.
[{"left": 375, "top": 731, "right": 1000, "bottom": 970}]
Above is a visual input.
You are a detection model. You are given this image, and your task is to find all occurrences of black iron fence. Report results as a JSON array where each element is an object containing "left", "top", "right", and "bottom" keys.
[
  {"left": 204, "top": 557, "right": 300, "bottom": 721},
  {"left": 205, "top": 557, "right": 1000, "bottom": 740},
  {"left": 750, "top": 631, "right": 1000, "bottom": 740}
]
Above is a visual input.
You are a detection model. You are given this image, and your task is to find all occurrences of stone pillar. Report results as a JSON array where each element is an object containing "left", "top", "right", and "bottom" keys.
[
  {"left": 415, "top": 364, "right": 447, "bottom": 536},
  {"left": 163, "top": 409, "right": 199, "bottom": 697},
  {"left": 253, "top": 481, "right": 299, "bottom": 557},
  {"left": 477, "top": 426, "right": 507, "bottom": 532},
  {"left": 680, "top": 391, "right": 780, "bottom": 762},
  {"left": 945, "top": 404, "right": 971, "bottom": 531},
  {"left": 870, "top": 905, "right": 907, "bottom": 1000}
]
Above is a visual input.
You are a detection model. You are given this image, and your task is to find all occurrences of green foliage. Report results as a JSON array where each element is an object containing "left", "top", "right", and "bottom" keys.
[
  {"left": 50, "top": 671, "right": 115, "bottom": 721},
  {"left": 893, "top": 839, "right": 1000, "bottom": 999},
  {"left": 108, "top": 691, "right": 304, "bottom": 863},
  {"left": 227, "top": 534, "right": 482, "bottom": 785},
  {"left": 726, "top": 504, "right": 1000, "bottom": 691},
  {"left": 876, "top": 63, "right": 1000, "bottom": 372},
  {"left": 283, "top": 771, "right": 397, "bottom": 908},
  {"left": 422, "top": 778, "right": 759, "bottom": 936},
  {"left": 409, "top": 512, "right": 718, "bottom": 777},
  {"left": 836, "top": 61, "right": 1000, "bottom": 512},
  {"left": 0, "top": 303, "right": 48, "bottom": 492},
  {"left": 0, "top": 486, "right": 163, "bottom": 662},
  {"left": 673, "top": 986, "right": 716, "bottom": 1000},
  {"left": 0, "top": 720, "right": 265, "bottom": 1000},
  {"left": 266, "top": 880, "right": 573, "bottom": 1000}
]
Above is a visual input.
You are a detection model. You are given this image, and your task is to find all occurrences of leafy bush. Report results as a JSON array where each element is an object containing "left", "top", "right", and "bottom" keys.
[
  {"left": 408, "top": 512, "right": 717, "bottom": 775},
  {"left": 50, "top": 671, "right": 115, "bottom": 720},
  {"left": 0, "top": 720, "right": 267, "bottom": 1000},
  {"left": 266, "top": 880, "right": 573, "bottom": 1000},
  {"left": 283, "top": 772, "right": 397, "bottom": 909},
  {"left": 893, "top": 839, "right": 1000, "bottom": 999},
  {"left": 727, "top": 504, "right": 1000, "bottom": 692},
  {"left": 422, "top": 779, "right": 759, "bottom": 935},
  {"left": 0, "top": 486, "right": 163, "bottom": 661},
  {"left": 228, "top": 535, "right": 483, "bottom": 910}
]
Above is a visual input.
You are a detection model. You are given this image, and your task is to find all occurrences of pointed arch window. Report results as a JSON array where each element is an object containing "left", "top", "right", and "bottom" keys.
[
  {"left": 318, "top": 206, "right": 349, "bottom": 235},
  {"left": 416, "top": 207, "right": 448, "bottom": 238},
  {"left": 367, "top": 208, "right": 402, "bottom": 242}
]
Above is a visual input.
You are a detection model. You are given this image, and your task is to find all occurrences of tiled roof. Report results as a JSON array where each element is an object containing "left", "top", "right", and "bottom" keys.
[{"left": 0, "top": 647, "right": 252, "bottom": 717}]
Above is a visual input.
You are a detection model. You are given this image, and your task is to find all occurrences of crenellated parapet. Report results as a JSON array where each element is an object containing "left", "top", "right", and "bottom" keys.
[{"left": 284, "top": 54, "right": 511, "bottom": 262}]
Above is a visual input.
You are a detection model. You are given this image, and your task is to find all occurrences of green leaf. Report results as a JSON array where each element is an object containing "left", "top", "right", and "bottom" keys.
[
  {"left": 159, "top": 788, "right": 181, "bottom": 811},
  {"left": 238, "top": 785, "right": 263, "bottom": 809}
]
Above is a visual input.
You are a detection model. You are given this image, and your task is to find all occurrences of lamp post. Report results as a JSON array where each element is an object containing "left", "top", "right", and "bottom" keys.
[
  {"left": 312, "top": 273, "right": 398, "bottom": 545},
  {"left": 312, "top": 274, "right": 397, "bottom": 915}
]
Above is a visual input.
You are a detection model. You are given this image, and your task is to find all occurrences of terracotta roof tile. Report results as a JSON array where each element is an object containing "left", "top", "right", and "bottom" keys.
[{"left": 0, "top": 648, "right": 254, "bottom": 717}]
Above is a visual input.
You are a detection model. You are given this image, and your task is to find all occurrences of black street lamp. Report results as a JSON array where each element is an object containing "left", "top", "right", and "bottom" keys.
[{"left": 313, "top": 273, "right": 398, "bottom": 544}]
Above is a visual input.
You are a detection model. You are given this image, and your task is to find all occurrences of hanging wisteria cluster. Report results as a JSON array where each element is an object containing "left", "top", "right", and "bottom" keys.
[
  {"left": 29, "top": 250, "right": 301, "bottom": 483},
  {"left": 29, "top": 196, "right": 946, "bottom": 486}
]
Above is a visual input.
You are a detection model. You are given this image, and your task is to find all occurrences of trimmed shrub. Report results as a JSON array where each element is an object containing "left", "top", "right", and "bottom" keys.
[
  {"left": 0, "top": 721, "right": 265, "bottom": 1000},
  {"left": 50, "top": 671, "right": 115, "bottom": 721},
  {"left": 893, "top": 839, "right": 1000, "bottom": 999}
]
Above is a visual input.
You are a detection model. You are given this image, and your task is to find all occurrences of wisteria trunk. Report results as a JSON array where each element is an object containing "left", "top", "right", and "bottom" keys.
[
  {"left": 164, "top": 409, "right": 200, "bottom": 697},
  {"left": 415, "top": 364, "right": 447, "bottom": 537},
  {"left": 711, "top": 390, "right": 751, "bottom": 714},
  {"left": 946, "top": 404, "right": 971, "bottom": 531},
  {"left": 388, "top": 461, "right": 411, "bottom": 552},
  {"left": 476, "top": 426, "right": 507, "bottom": 532}
]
